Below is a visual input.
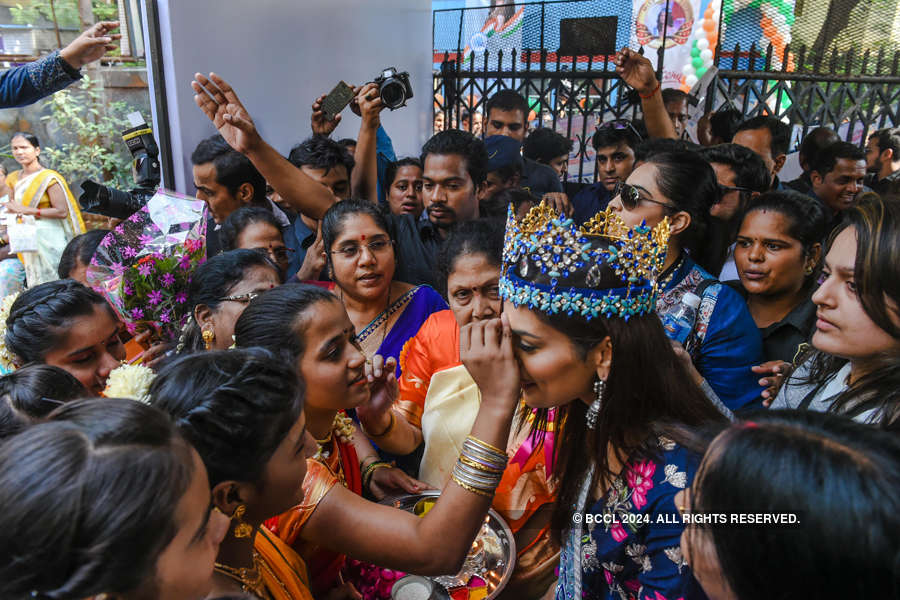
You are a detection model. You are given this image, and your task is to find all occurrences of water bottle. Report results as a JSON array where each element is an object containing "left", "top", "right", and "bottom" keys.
[{"left": 661, "top": 292, "right": 701, "bottom": 344}]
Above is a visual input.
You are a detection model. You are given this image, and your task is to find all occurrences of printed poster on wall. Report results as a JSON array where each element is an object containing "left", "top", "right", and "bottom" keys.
[{"left": 630, "top": 0, "right": 719, "bottom": 90}]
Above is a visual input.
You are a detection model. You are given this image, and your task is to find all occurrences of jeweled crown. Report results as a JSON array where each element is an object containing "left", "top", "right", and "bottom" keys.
[{"left": 500, "top": 202, "right": 670, "bottom": 319}]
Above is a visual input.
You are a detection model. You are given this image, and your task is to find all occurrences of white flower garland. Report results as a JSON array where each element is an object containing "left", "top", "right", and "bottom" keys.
[
  {"left": 0, "top": 292, "right": 21, "bottom": 372},
  {"left": 104, "top": 363, "right": 156, "bottom": 404}
]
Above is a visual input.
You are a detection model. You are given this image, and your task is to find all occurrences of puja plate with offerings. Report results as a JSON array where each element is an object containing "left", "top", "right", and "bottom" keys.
[{"left": 381, "top": 491, "right": 516, "bottom": 600}]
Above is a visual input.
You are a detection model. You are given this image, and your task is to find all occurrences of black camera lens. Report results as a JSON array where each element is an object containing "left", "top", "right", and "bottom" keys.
[{"left": 380, "top": 80, "right": 406, "bottom": 109}]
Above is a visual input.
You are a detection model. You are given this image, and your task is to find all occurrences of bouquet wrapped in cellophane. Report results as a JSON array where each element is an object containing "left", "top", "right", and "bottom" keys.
[{"left": 86, "top": 190, "right": 207, "bottom": 342}]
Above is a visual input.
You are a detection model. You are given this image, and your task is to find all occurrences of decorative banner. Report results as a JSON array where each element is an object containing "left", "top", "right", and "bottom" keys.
[
  {"left": 631, "top": 0, "right": 705, "bottom": 89},
  {"left": 721, "top": 0, "right": 795, "bottom": 70},
  {"left": 460, "top": 4, "right": 525, "bottom": 67}
]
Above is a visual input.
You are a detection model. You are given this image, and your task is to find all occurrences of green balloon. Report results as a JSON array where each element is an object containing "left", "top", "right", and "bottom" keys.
[
  {"left": 691, "top": 46, "right": 701, "bottom": 57},
  {"left": 696, "top": 66, "right": 708, "bottom": 78},
  {"left": 692, "top": 56, "right": 704, "bottom": 69}
]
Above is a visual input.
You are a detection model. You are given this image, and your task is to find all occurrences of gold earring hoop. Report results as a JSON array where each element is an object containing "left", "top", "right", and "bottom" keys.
[
  {"left": 231, "top": 504, "right": 253, "bottom": 538},
  {"left": 202, "top": 329, "right": 215, "bottom": 351}
]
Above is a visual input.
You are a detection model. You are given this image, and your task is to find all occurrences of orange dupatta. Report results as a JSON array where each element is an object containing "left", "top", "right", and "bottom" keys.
[{"left": 254, "top": 526, "right": 315, "bottom": 600}]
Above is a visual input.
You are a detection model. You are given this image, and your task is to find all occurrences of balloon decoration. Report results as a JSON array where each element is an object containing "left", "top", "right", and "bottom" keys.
[{"left": 680, "top": 1, "right": 720, "bottom": 92}]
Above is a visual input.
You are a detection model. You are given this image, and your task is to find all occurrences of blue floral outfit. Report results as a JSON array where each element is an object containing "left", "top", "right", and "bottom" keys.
[{"left": 557, "top": 438, "right": 708, "bottom": 600}]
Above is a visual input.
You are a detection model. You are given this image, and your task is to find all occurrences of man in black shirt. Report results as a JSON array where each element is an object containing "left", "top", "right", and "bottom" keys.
[
  {"left": 389, "top": 130, "right": 488, "bottom": 286},
  {"left": 865, "top": 126, "right": 900, "bottom": 196}
]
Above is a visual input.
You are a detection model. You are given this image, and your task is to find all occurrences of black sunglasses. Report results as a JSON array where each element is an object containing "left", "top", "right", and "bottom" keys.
[
  {"left": 596, "top": 119, "right": 644, "bottom": 141},
  {"left": 614, "top": 181, "right": 677, "bottom": 211}
]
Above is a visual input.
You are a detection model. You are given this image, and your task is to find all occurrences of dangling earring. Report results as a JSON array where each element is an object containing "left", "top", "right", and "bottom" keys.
[
  {"left": 231, "top": 504, "right": 253, "bottom": 538},
  {"left": 586, "top": 378, "right": 605, "bottom": 430},
  {"left": 804, "top": 264, "right": 815, "bottom": 276},
  {"left": 202, "top": 329, "right": 215, "bottom": 351}
]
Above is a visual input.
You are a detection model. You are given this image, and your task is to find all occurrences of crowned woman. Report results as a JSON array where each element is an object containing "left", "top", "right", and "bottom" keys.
[
  {"left": 5, "top": 133, "right": 85, "bottom": 286},
  {"left": 467, "top": 203, "right": 726, "bottom": 599}
]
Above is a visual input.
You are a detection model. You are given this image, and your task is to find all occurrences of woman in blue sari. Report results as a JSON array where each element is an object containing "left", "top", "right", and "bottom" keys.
[
  {"left": 322, "top": 200, "right": 446, "bottom": 470},
  {"left": 322, "top": 200, "right": 447, "bottom": 368}
]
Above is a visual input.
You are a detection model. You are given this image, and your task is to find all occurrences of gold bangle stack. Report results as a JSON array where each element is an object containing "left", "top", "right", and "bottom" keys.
[
  {"left": 451, "top": 435, "right": 508, "bottom": 498},
  {"left": 361, "top": 460, "right": 392, "bottom": 489}
]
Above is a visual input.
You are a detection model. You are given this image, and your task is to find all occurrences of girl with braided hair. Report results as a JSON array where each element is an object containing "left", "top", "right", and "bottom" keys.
[{"left": 4, "top": 279, "right": 125, "bottom": 394}]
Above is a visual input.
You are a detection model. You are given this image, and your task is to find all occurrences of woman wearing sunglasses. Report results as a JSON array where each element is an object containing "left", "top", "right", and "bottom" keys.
[
  {"left": 609, "top": 151, "right": 765, "bottom": 413},
  {"left": 176, "top": 249, "right": 281, "bottom": 353}
]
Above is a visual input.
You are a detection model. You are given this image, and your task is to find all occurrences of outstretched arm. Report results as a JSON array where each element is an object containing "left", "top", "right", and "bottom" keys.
[
  {"left": 0, "top": 22, "right": 120, "bottom": 109},
  {"left": 351, "top": 82, "right": 384, "bottom": 203},
  {"left": 192, "top": 72, "right": 339, "bottom": 220},
  {"left": 301, "top": 317, "right": 520, "bottom": 574},
  {"left": 615, "top": 47, "right": 677, "bottom": 140}
]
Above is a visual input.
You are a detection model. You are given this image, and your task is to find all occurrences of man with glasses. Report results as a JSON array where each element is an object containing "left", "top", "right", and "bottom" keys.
[
  {"left": 699, "top": 143, "right": 770, "bottom": 280},
  {"left": 571, "top": 119, "right": 641, "bottom": 225}
]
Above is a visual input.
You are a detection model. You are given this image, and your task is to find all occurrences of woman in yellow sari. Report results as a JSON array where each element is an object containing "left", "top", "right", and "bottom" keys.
[{"left": 5, "top": 133, "right": 85, "bottom": 286}]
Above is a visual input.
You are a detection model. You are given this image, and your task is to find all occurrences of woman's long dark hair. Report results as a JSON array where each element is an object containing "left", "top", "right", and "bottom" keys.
[
  {"left": 178, "top": 249, "right": 279, "bottom": 353},
  {"left": 517, "top": 239, "right": 728, "bottom": 531},
  {"left": 686, "top": 410, "right": 900, "bottom": 599},
  {"left": 799, "top": 194, "right": 900, "bottom": 430},
  {"left": 0, "top": 365, "right": 88, "bottom": 440},
  {"left": 647, "top": 151, "right": 725, "bottom": 274},
  {"left": 5, "top": 280, "right": 115, "bottom": 365},
  {"left": 0, "top": 398, "right": 194, "bottom": 599},
  {"left": 233, "top": 282, "right": 338, "bottom": 362},
  {"left": 149, "top": 348, "right": 304, "bottom": 487}
]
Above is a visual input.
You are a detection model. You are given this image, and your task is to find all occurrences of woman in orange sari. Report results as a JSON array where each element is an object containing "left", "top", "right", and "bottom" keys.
[
  {"left": 357, "top": 220, "right": 560, "bottom": 598},
  {"left": 233, "top": 282, "right": 521, "bottom": 599},
  {"left": 150, "top": 348, "right": 317, "bottom": 600}
]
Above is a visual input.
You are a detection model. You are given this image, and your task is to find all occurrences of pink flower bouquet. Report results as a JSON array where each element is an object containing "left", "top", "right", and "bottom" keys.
[{"left": 86, "top": 190, "right": 207, "bottom": 341}]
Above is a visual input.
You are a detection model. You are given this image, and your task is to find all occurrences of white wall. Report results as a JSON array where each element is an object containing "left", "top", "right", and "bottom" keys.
[{"left": 143, "top": 0, "right": 433, "bottom": 194}]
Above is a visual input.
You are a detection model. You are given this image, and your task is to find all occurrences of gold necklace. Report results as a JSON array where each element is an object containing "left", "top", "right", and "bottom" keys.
[{"left": 214, "top": 552, "right": 269, "bottom": 599}]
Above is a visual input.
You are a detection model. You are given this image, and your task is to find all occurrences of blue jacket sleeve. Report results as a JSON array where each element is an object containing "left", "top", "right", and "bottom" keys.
[
  {"left": 376, "top": 125, "right": 397, "bottom": 206},
  {"left": 696, "top": 285, "right": 765, "bottom": 412},
  {"left": 0, "top": 51, "right": 81, "bottom": 109}
]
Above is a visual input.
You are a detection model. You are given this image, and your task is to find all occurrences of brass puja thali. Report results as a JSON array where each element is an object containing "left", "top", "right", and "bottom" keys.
[{"left": 383, "top": 491, "right": 516, "bottom": 600}]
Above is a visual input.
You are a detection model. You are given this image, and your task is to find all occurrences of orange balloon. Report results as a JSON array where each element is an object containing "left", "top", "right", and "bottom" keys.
[
  {"left": 707, "top": 33, "right": 718, "bottom": 47},
  {"left": 703, "top": 19, "right": 716, "bottom": 32}
]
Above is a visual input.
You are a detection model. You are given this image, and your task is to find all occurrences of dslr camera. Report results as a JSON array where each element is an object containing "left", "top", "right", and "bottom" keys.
[
  {"left": 373, "top": 67, "right": 413, "bottom": 110},
  {"left": 79, "top": 112, "right": 161, "bottom": 220}
]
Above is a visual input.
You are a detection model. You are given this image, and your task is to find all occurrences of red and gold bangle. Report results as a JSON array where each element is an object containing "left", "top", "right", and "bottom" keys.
[
  {"left": 639, "top": 82, "right": 661, "bottom": 99},
  {"left": 36, "top": 208, "right": 41, "bottom": 218}
]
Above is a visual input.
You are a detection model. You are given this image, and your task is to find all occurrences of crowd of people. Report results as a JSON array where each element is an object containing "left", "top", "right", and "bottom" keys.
[{"left": 0, "top": 37, "right": 897, "bottom": 600}]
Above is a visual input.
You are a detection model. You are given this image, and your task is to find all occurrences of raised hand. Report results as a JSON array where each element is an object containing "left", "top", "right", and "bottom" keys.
[
  {"left": 460, "top": 313, "right": 520, "bottom": 412},
  {"left": 191, "top": 73, "right": 262, "bottom": 155},
  {"left": 311, "top": 93, "right": 342, "bottom": 137},
  {"left": 357, "top": 355, "right": 398, "bottom": 435},
  {"left": 614, "top": 47, "right": 659, "bottom": 96},
  {"left": 355, "top": 82, "right": 385, "bottom": 130},
  {"left": 59, "top": 21, "right": 120, "bottom": 69}
]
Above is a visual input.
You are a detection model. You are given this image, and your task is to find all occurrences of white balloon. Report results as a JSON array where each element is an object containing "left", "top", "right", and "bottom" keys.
[
  {"left": 773, "top": 13, "right": 787, "bottom": 27},
  {"left": 686, "top": 74, "right": 699, "bottom": 87},
  {"left": 700, "top": 49, "right": 714, "bottom": 61},
  {"left": 697, "top": 39, "right": 710, "bottom": 51},
  {"left": 683, "top": 63, "right": 696, "bottom": 76}
]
